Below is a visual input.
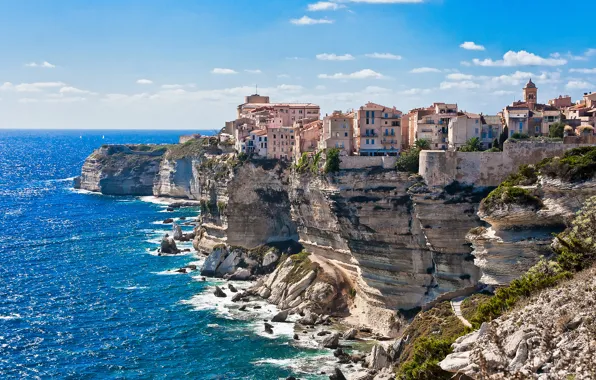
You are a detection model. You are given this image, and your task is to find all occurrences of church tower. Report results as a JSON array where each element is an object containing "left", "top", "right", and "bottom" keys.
[{"left": 523, "top": 79, "right": 537, "bottom": 110}]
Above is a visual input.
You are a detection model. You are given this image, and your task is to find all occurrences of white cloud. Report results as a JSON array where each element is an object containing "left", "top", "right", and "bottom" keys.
[
  {"left": 446, "top": 73, "right": 474, "bottom": 81},
  {"left": 136, "top": 79, "right": 153, "bottom": 84},
  {"left": 211, "top": 68, "right": 238, "bottom": 75},
  {"left": 410, "top": 67, "right": 441, "bottom": 73},
  {"left": 290, "top": 16, "right": 334, "bottom": 25},
  {"left": 318, "top": 69, "right": 385, "bottom": 79},
  {"left": 277, "top": 74, "right": 291, "bottom": 78},
  {"left": 18, "top": 98, "right": 39, "bottom": 103},
  {"left": 569, "top": 68, "right": 596, "bottom": 74},
  {"left": 400, "top": 88, "right": 432, "bottom": 95},
  {"left": 0, "top": 82, "right": 14, "bottom": 91},
  {"left": 11, "top": 82, "right": 66, "bottom": 92},
  {"left": 365, "top": 52, "right": 402, "bottom": 60},
  {"left": 245, "top": 69, "right": 262, "bottom": 74},
  {"left": 492, "top": 90, "right": 516, "bottom": 96},
  {"left": 585, "top": 48, "right": 596, "bottom": 57},
  {"left": 460, "top": 61, "right": 472, "bottom": 67},
  {"left": 45, "top": 96, "right": 87, "bottom": 103},
  {"left": 440, "top": 80, "right": 480, "bottom": 90},
  {"left": 566, "top": 80, "right": 593, "bottom": 90},
  {"left": 59, "top": 86, "right": 97, "bottom": 95},
  {"left": 307, "top": 2, "right": 344, "bottom": 11},
  {"left": 315, "top": 85, "right": 327, "bottom": 90},
  {"left": 24, "top": 61, "right": 56, "bottom": 68},
  {"left": 472, "top": 50, "right": 567, "bottom": 67},
  {"left": 277, "top": 84, "right": 304, "bottom": 92},
  {"left": 364, "top": 86, "right": 392, "bottom": 94},
  {"left": 348, "top": 0, "right": 424, "bottom": 3},
  {"left": 316, "top": 53, "right": 355, "bottom": 61},
  {"left": 161, "top": 84, "right": 196, "bottom": 89},
  {"left": 460, "top": 42, "right": 485, "bottom": 51}
]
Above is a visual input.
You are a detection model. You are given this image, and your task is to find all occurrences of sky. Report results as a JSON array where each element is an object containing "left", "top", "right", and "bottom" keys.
[{"left": 1, "top": 0, "right": 596, "bottom": 130}]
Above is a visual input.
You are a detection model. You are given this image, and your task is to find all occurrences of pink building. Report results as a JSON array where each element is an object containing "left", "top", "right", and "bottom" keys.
[
  {"left": 294, "top": 120, "right": 322, "bottom": 161},
  {"left": 267, "top": 126, "right": 296, "bottom": 160}
]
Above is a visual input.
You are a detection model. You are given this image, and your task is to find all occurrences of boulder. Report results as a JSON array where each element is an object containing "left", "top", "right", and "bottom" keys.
[
  {"left": 160, "top": 234, "right": 180, "bottom": 254},
  {"left": 293, "top": 334, "right": 299, "bottom": 340},
  {"left": 298, "top": 312, "right": 318, "bottom": 326},
  {"left": 172, "top": 223, "right": 184, "bottom": 240},
  {"left": 231, "top": 292, "right": 244, "bottom": 302},
  {"left": 264, "top": 322, "right": 274, "bottom": 334},
  {"left": 343, "top": 328, "right": 357, "bottom": 340},
  {"left": 329, "top": 367, "right": 347, "bottom": 380},
  {"left": 238, "top": 305, "right": 247, "bottom": 311},
  {"left": 228, "top": 283, "right": 238, "bottom": 293},
  {"left": 166, "top": 207, "right": 174, "bottom": 212},
  {"left": 317, "top": 330, "right": 331, "bottom": 336},
  {"left": 229, "top": 268, "right": 251, "bottom": 281},
  {"left": 213, "top": 286, "right": 227, "bottom": 298},
  {"left": 162, "top": 218, "right": 174, "bottom": 224},
  {"left": 321, "top": 333, "right": 340, "bottom": 349},
  {"left": 271, "top": 310, "right": 289, "bottom": 323},
  {"left": 367, "top": 345, "right": 390, "bottom": 370},
  {"left": 179, "top": 216, "right": 186, "bottom": 220}
]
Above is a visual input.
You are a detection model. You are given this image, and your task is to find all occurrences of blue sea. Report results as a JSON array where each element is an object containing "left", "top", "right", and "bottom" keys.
[{"left": 0, "top": 130, "right": 333, "bottom": 379}]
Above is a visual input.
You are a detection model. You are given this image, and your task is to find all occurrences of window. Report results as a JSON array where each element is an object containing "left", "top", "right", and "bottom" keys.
[
  {"left": 384, "top": 113, "right": 388, "bottom": 118},
  {"left": 344, "top": 132, "right": 348, "bottom": 137},
  {"left": 366, "top": 118, "right": 370, "bottom": 125},
  {"left": 299, "top": 110, "right": 303, "bottom": 114},
  {"left": 475, "top": 128, "right": 479, "bottom": 135},
  {"left": 371, "top": 139, "right": 375, "bottom": 144},
  {"left": 335, "top": 132, "right": 339, "bottom": 137},
  {"left": 366, "top": 139, "right": 369, "bottom": 144},
  {"left": 519, "top": 122, "right": 523, "bottom": 130},
  {"left": 371, "top": 111, "right": 375, "bottom": 118},
  {"left": 273, "top": 134, "right": 276, "bottom": 139},
  {"left": 385, "top": 129, "right": 389, "bottom": 136},
  {"left": 475, "top": 119, "right": 479, "bottom": 124},
  {"left": 335, "top": 142, "right": 339, "bottom": 148},
  {"left": 366, "top": 111, "right": 370, "bottom": 118}
]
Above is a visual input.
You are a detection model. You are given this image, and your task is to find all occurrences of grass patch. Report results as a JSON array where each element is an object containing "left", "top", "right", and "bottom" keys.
[
  {"left": 460, "top": 293, "right": 491, "bottom": 322},
  {"left": 395, "top": 302, "right": 470, "bottom": 379},
  {"left": 482, "top": 184, "right": 542, "bottom": 212}
]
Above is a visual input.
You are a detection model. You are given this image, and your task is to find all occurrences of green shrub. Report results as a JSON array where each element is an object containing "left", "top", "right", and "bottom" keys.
[
  {"left": 549, "top": 122, "right": 566, "bottom": 138},
  {"left": 486, "top": 147, "right": 501, "bottom": 152},
  {"left": 510, "top": 132, "right": 530, "bottom": 140},
  {"left": 396, "top": 148, "right": 421, "bottom": 173},
  {"left": 538, "top": 146, "right": 596, "bottom": 183},
  {"left": 294, "top": 152, "right": 311, "bottom": 174},
  {"left": 397, "top": 338, "right": 455, "bottom": 380},
  {"left": 482, "top": 185, "right": 542, "bottom": 211},
  {"left": 459, "top": 137, "right": 483, "bottom": 152},
  {"left": 324, "top": 148, "right": 341, "bottom": 174}
]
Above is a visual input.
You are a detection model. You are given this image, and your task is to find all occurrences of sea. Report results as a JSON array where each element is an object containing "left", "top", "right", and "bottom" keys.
[{"left": 0, "top": 130, "right": 336, "bottom": 379}]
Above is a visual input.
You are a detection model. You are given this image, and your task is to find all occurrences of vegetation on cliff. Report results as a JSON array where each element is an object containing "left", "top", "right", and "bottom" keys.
[
  {"left": 538, "top": 146, "right": 596, "bottom": 182},
  {"left": 324, "top": 148, "right": 341, "bottom": 174},
  {"left": 396, "top": 302, "right": 470, "bottom": 380},
  {"left": 396, "top": 139, "right": 430, "bottom": 173}
]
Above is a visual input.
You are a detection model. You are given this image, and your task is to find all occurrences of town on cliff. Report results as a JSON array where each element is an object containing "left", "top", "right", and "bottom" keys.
[{"left": 74, "top": 80, "right": 596, "bottom": 380}]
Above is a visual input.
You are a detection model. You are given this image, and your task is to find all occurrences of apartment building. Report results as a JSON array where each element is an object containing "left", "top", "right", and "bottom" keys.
[
  {"left": 411, "top": 103, "right": 458, "bottom": 150},
  {"left": 355, "top": 102, "right": 402, "bottom": 156},
  {"left": 267, "top": 126, "right": 296, "bottom": 160},
  {"left": 319, "top": 111, "right": 354, "bottom": 155}
]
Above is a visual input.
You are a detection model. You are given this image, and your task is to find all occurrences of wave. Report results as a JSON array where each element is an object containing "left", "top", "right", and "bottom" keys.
[
  {"left": 114, "top": 286, "right": 149, "bottom": 290},
  {"left": 0, "top": 314, "right": 22, "bottom": 321}
]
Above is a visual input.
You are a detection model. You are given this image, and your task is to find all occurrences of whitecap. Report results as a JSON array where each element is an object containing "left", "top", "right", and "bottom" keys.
[
  {"left": 114, "top": 286, "right": 149, "bottom": 290},
  {"left": 0, "top": 314, "right": 22, "bottom": 321}
]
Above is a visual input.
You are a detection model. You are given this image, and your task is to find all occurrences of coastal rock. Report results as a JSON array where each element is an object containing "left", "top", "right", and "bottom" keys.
[
  {"left": 328, "top": 367, "right": 346, "bottom": 380},
  {"left": 343, "top": 328, "right": 357, "bottom": 340},
  {"left": 271, "top": 310, "right": 288, "bottom": 323},
  {"left": 163, "top": 218, "right": 174, "bottom": 224},
  {"left": 264, "top": 322, "right": 274, "bottom": 334},
  {"left": 320, "top": 333, "right": 340, "bottom": 349},
  {"left": 160, "top": 234, "right": 180, "bottom": 254},
  {"left": 227, "top": 283, "right": 238, "bottom": 293},
  {"left": 172, "top": 223, "right": 184, "bottom": 240},
  {"left": 78, "top": 144, "right": 165, "bottom": 195},
  {"left": 366, "top": 345, "right": 390, "bottom": 370},
  {"left": 213, "top": 286, "right": 226, "bottom": 298}
]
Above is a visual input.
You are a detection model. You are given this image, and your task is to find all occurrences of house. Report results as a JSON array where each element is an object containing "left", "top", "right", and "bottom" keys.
[
  {"left": 294, "top": 120, "right": 322, "bottom": 161},
  {"left": 248, "top": 129, "right": 268, "bottom": 157},
  {"left": 448, "top": 112, "right": 482, "bottom": 150},
  {"left": 267, "top": 126, "right": 295, "bottom": 160},
  {"left": 411, "top": 103, "right": 458, "bottom": 150},
  {"left": 355, "top": 102, "right": 402, "bottom": 156},
  {"left": 319, "top": 111, "right": 354, "bottom": 155}
]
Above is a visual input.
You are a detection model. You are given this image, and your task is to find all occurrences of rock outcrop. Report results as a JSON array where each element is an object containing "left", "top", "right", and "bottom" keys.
[
  {"left": 440, "top": 265, "right": 596, "bottom": 379},
  {"left": 78, "top": 145, "right": 165, "bottom": 195}
]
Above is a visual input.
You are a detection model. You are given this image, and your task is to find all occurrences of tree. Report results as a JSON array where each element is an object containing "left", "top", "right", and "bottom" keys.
[
  {"left": 492, "top": 138, "right": 500, "bottom": 150},
  {"left": 499, "top": 125, "right": 509, "bottom": 148},
  {"left": 396, "top": 148, "right": 421, "bottom": 173},
  {"left": 415, "top": 138, "right": 431, "bottom": 150},
  {"left": 459, "top": 137, "right": 483, "bottom": 152},
  {"left": 549, "top": 122, "right": 566, "bottom": 138},
  {"left": 324, "top": 148, "right": 341, "bottom": 174}
]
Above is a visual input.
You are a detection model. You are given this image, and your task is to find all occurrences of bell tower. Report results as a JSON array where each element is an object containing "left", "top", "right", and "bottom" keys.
[{"left": 523, "top": 79, "right": 537, "bottom": 110}]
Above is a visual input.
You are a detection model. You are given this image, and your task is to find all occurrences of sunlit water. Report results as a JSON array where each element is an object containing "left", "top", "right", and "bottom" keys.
[{"left": 0, "top": 130, "right": 333, "bottom": 379}]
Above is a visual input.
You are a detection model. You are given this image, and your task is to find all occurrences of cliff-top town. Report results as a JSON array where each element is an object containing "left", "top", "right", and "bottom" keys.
[{"left": 216, "top": 81, "right": 596, "bottom": 161}]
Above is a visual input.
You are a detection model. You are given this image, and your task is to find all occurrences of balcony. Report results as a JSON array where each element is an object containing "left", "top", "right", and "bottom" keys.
[
  {"left": 391, "top": 122, "right": 400, "bottom": 127},
  {"left": 382, "top": 138, "right": 398, "bottom": 144},
  {"left": 362, "top": 131, "right": 378, "bottom": 137}
]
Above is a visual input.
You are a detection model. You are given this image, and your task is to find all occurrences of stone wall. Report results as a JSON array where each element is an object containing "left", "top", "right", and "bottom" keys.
[
  {"left": 340, "top": 156, "right": 397, "bottom": 170},
  {"left": 419, "top": 141, "right": 593, "bottom": 187}
]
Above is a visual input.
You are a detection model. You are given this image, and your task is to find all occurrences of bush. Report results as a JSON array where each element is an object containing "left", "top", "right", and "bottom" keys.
[
  {"left": 486, "top": 147, "right": 501, "bottom": 152},
  {"left": 324, "top": 148, "right": 341, "bottom": 174},
  {"left": 397, "top": 338, "right": 455, "bottom": 380},
  {"left": 510, "top": 132, "right": 530, "bottom": 140},
  {"left": 396, "top": 148, "right": 421, "bottom": 173},
  {"left": 482, "top": 185, "right": 543, "bottom": 211},
  {"left": 459, "top": 137, "right": 483, "bottom": 152},
  {"left": 549, "top": 122, "right": 566, "bottom": 138},
  {"left": 538, "top": 146, "right": 596, "bottom": 183},
  {"left": 295, "top": 152, "right": 310, "bottom": 174}
]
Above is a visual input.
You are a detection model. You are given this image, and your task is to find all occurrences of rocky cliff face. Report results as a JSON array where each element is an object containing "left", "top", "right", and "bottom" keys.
[
  {"left": 290, "top": 170, "right": 484, "bottom": 311},
  {"left": 471, "top": 175, "right": 596, "bottom": 285},
  {"left": 78, "top": 145, "right": 165, "bottom": 195},
  {"left": 193, "top": 158, "right": 298, "bottom": 253}
]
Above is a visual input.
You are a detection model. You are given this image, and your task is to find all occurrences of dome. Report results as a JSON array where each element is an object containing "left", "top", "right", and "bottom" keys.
[{"left": 525, "top": 79, "right": 536, "bottom": 89}]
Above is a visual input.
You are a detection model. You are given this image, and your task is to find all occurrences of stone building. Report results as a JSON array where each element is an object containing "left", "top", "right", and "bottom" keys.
[
  {"left": 319, "top": 111, "right": 354, "bottom": 155},
  {"left": 354, "top": 102, "right": 402, "bottom": 156}
]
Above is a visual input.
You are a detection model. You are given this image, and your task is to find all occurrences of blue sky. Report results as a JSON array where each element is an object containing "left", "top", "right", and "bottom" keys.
[{"left": 1, "top": 0, "right": 595, "bottom": 129}]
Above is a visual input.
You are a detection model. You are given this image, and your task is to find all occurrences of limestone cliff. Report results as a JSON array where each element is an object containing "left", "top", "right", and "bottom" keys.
[
  {"left": 289, "top": 170, "right": 484, "bottom": 311},
  {"left": 77, "top": 145, "right": 165, "bottom": 195}
]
